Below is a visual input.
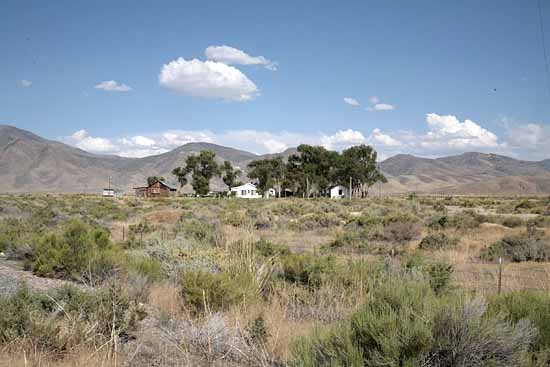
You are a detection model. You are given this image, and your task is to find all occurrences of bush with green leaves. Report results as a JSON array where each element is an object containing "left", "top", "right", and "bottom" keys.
[
  {"left": 0, "top": 282, "right": 139, "bottom": 354},
  {"left": 279, "top": 253, "right": 337, "bottom": 289},
  {"left": 30, "top": 220, "right": 122, "bottom": 282},
  {"left": 179, "top": 270, "right": 258, "bottom": 314},
  {"left": 428, "top": 210, "right": 485, "bottom": 230},
  {"left": 501, "top": 216, "right": 525, "bottom": 228},
  {"left": 418, "top": 232, "right": 459, "bottom": 251},
  {"left": 292, "top": 275, "right": 537, "bottom": 367},
  {"left": 175, "top": 215, "right": 224, "bottom": 247},
  {"left": 381, "top": 220, "right": 422, "bottom": 243},
  {"left": 489, "top": 291, "right": 550, "bottom": 352},
  {"left": 329, "top": 230, "right": 369, "bottom": 251},
  {"left": 480, "top": 232, "right": 550, "bottom": 262},
  {"left": 255, "top": 239, "right": 290, "bottom": 258}
]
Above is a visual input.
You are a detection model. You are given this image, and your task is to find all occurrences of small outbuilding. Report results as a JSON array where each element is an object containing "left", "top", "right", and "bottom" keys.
[
  {"left": 103, "top": 188, "right": 122, "bottom": 197},
  {"left": 231, "top": 183, "right": 261, "bottom": 198},
  {"left": 330, "top": 185, "right": 349, "bottom": 199},
  {"left": 133, "top": 179, "right": 176, "bottom": 197}
]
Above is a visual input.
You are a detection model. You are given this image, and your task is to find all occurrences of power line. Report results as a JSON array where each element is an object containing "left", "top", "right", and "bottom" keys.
[{"left": 538, "top": 0, "right": 550, "bottom": 96}]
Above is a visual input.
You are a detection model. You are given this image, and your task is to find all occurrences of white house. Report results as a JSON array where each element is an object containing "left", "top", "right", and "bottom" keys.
[
  {"left": 330, "top": 185, "right": 349, "bottom": 199},
  {"left": 231, "top": 183, "right": 262, "bottom": 198}
]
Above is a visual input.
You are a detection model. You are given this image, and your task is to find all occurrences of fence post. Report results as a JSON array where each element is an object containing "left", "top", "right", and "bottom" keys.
[{"left": 497, "top": 257, "right": 503, "bottom": 295}]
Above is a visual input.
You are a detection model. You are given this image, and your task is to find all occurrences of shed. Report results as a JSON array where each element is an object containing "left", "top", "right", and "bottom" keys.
[{"left": 330, "top": 185, "right": 349, "bottom": 199}]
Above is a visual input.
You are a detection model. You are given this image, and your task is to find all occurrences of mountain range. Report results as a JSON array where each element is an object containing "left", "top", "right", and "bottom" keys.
[{"left": 1, "top": 124, "right": 549, "bottom": 195}]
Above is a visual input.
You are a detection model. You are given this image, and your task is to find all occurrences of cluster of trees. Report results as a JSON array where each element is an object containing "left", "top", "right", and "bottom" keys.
[
  {"left": 248, "top": 144, "right": 386, "bottom": 198},
  {"left": 171, "top": 144, "right": 386, "bottom": 198},
  {"left": 172, "top": 150, "right": 242, "bottom": 195}
]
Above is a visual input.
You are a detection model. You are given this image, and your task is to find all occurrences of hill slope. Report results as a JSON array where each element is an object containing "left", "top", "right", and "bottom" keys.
[
  {"left": 1, "top": 125, "right": 549, "bottom": 195},
  {"left": 380, "top": 152, "right": 550, "bottom": 195},
  {"left": 0, "top": 125, "right": 260, "bottom": 193}
]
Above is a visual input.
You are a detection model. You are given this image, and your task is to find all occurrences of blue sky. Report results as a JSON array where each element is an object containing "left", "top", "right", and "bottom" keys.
[{"left": 1, "top": 0, "right": 549, "bottom": 159}]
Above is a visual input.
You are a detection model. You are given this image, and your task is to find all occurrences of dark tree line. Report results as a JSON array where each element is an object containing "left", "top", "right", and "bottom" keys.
[
  {"left": 171, "top": 144, "right": 385, "bottom": 198},
  {"left": 248, "top": 144, "right": 386, "bottom": 198}
]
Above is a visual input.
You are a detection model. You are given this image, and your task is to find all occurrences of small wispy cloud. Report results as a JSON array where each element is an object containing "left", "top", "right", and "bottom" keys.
[
  {"left": 94, "top": 80, "right": 132, "bottom": 92},
  {"left": 366, "top": 96, "right": 395, "bottom": 112},
  {"left": 367, "top": 103, "right": 395, "bottom": 112},
  {"left": 20, "top": 79, "right": 32, "bottom": 87},
  {"left": 205, "top": 45, "right": 277, "bottom": 71},
  {"left": 343, "top": 97, "right": 360, "bottom": 107}
]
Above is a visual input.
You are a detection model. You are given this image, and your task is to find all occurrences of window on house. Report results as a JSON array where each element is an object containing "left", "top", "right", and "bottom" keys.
[
  {"left": 339, "top": 189, "right": 343, "bottom": 195},
  {"left": 241, "top": 190, "right": 246, "bottom": 195}
]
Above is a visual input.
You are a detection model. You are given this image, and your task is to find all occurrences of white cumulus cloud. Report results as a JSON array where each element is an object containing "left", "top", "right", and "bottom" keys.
[
  {"left": 363, "top": 113, "right": 500, "bottom": 157},
  {"left": 320, "top": 129, "right": 367, "bottom": 150},
  {"left": 62, "top": 114, "right": 543, "bottom": 159},
  {"left": 370, "top": 128, "right": 401, "bottom": 146},
  {"left": 61, "top": 128, "right": 370, "bottom": 157},
  {"left": 343, "top": 97, "right": 360, "bottom": 107},
  {"left": 94, "top": 80, "right": 132, "bottom": 92},
  {"left": 205, "top": 45, "right": 277, "bottom": 70},
  {"left": 424, "top": 113, "right": 498, "bottom": 149},
  {"left": 159, "top": 58, "right": 259, "bottom": 102},
  {"left": 67, "top": 129, "right": 118, "bottom": 153}
]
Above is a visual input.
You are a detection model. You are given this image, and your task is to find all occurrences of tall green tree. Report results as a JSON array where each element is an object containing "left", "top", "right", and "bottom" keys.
[
  {"left": 221, "top": 160, "right": 242, "bottom": 191},
  {"left": 247, "top": 157, "right": 285, "bottom": 196},
  {"left": 172, "top": 150, "right": 221, "bottom": 195},
  {"left": 171, "top": 167, "right": 190, "bottom": 188},
  {"left": 338, "top": 144, "right": 386, "bottom": 197},
  {"left": 287, "top": 145, "right": 339, "bottom": 196}
]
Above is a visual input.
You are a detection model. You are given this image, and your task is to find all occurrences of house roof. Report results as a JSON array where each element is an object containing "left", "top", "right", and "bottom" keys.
[
  {"left": 331, "top": 185, "right": 348, "bottom": 189},
  {"left": 231, "top": 182, "right": 257, "bottom": 191},
  {"left": 133, "top": 179, "right": 176, "bottom": 190}
]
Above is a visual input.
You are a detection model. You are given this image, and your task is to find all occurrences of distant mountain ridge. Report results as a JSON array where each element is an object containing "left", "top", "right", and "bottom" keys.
[{"left": 1, "top": 125, "right": 549, "bottom": 195}]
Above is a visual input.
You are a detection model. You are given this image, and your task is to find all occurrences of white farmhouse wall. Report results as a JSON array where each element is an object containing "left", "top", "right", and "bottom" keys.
[{"left": 330, "top": 185, "right": 349, "bottom": 199}]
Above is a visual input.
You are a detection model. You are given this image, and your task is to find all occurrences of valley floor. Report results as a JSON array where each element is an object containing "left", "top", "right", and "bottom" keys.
[{"left": 0, "top": 194, "right": 549, "bottom": 366}]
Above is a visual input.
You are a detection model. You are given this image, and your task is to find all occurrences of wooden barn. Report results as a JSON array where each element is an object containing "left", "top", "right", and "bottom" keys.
[{"left": 133, "top": 179, "right": 176, "bottom": 197}]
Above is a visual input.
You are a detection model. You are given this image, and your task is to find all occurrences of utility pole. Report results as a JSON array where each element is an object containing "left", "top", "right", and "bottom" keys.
[
  {"left": 349, "top": 176, "right": 352, "bottom": 200},
  {"left": 497, "top": 257, "right": 503, "bottom": 295},
  {"left": 108, "top": 176, "right": 112, "bottom": 190},
  {"left": 306, "top": 176, "right": 309, "bottom": 199}
]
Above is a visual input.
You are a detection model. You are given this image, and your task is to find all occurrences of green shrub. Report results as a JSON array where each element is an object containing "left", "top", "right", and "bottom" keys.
[
  {"left": 489, "top": 291, "right": 550, "bottom": 351},
  {"left": 425, "top": 263, "right": 454, "bottom": 295},
  {"left": 31, "top": 220, "right": 122, "bottom": 282},
  {"left": 0, "top": 282, "right": 138, "bottom": 354},
  {"left": 176, "top": 216, "right": 224, "bottom": 246},
  {"left": 329, "top": 230, "right": 369, "bottom": 251},
  {"left": 179, "top": 270, "right": 257, "bottom": 314},
  {"left": 501, "top": 216, "right": 525, "bottom": 228},
  {"left": 429, "top": 211, "right": 484, "bottom": 230},
  {"left": 280, "top": 253, "right": 336, "bottom": 289},
  {"left": 382, "top": 220, "right": 422, "bottom": 243},
  {"left": 292, "top": 276, "right": 536, "bottom": 367},
  {"left": 126, "top": 256, "right": 164, "bottom": 281},
  {"left": 418, "top": 232, "right": 459, "bottom": 251},
  {"left": 480, "top": 233, "right": 550, "bottom": 262},
  {"left": 255, "top": 239, "right": 290, "bottom": 258}
]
